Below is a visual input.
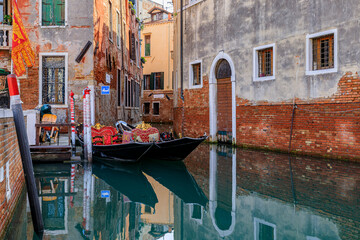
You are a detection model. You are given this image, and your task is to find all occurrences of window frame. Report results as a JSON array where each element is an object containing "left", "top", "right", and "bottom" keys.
[
  {"left": 143, "top": 102, "right": 150, "bottom": 115},
  {"left": 153, "top": 102, "right": 160, "bottom": 115},
  {"left": 254, "top": 218, "right": 277, "bottom": 240},
  {"left": 189, "top": 59, "right": 203, "bottom": 89},
  {"left": 39, "top": 0, "right": 68, "bottom": 28},
  {"left": 109, "top": 0, "right": 113, "bottom": 42},
  {"left": 38, "top": 52, "right": 68, "bottom": 108},
  {"left": 306, "top": 29, "right": 338, "bottom": 75},
  {"left": 253, "top": 43, "right": 276, "bottom": 82},
  {"left": 116, "top": 10, "right": 121, "bottom": 49}
]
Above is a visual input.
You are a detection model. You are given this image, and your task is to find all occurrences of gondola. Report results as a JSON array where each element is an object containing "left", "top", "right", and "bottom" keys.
[
  {"left": 116, "top": 121, "right": 207, "bottom": 161},
  {"left": 92, "top": 162, "right": 158, "bottom": 208},
  {"left": 141, "top": 160, "right": 208, "bottom": 206},
  {"left": 77, "top": 124, "right": 154, "bottom": 163},
  {"left": 145, "top": 136, "right": 207, "bottom": 161}
]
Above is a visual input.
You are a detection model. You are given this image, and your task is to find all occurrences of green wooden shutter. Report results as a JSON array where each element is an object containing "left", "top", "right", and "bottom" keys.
[
  {"left": 42, "top": 0, "right": 53, "bottom": 26},
  {"left": 150, "top": 73, "right": 155, "bottom": 90},
  {"left": 145, "top": 43, "right": 150, "bottom": 56},
  {"left": 160, "top": 72, "right": 164, "bottom": 89},
  {"left": 54, "top": 0, "right": 65, "bottom": 25}
]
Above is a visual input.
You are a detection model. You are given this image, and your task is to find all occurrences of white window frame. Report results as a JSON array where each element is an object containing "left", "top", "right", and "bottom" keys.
[
  {"left": 253, "top": 43, "right": 276, "bottom": 82},
  {"left": 306, "top": 29, "right": 338, "bottom": 76},
  {"left": 153, "top": 101, "right": 160, "bottom": 115},
  {"left": 109, "top": 0, "right": 113, "bottom": 42},
  {"left": 39, "top": 0, "right": 68, "bottom": 28},
  {"left": 38, "top": 52, "right": 69, "bottom": 108},
  {"left": 189, "top": 59, "right": 203, "bottom": 89},
  {"left": 116, "top": 10, "right": 121, "bottom": 49},
  {"left": 254, "top": 218, "right": 276, "bottom": 240}
]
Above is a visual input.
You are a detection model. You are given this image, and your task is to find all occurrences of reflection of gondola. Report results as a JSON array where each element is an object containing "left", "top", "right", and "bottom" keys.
[
  {"left": 141, "top": 160, "right": 208, "bottom": 206},
  {"left": 92, "top": 162, "right": 158, "bottom": 208}
]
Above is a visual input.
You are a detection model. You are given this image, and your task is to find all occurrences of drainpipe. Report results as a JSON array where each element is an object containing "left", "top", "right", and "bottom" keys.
[{"left": 180, "top": 0, "right": 184, "bottom": 101}]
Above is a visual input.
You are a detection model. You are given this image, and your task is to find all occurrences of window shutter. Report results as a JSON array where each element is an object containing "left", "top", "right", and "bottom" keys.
[
  {"left": 160, "top": 72, "right": 164, "bottom": 89},
  {"left": 42, "top": 0, "right": 53, "bottom": 26},
  {"left": 131, "top": 34, "right": 136, "bottom": 60},
  {"left": 150, "top": 73, "right": 155, "bottom": 90},
  {"left": 54, "top": 0, "right": 65, "bottom": 25}
]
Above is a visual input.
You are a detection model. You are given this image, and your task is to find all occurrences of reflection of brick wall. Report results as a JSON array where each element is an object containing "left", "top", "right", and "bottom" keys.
[
  {"left": 0, "top": 114, "right": 25, "bottom": 238},
  {"left": 142, "top": 90, "right": 173, "bottom": 123}
]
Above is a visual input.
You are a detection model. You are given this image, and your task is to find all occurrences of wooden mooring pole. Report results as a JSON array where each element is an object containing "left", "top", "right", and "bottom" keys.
[{"left": 7, "top": 74, "right": 44, "bottom": 235}]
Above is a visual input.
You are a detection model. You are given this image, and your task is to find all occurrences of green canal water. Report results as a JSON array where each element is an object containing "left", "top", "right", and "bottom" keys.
[{"left": 4, "top": 144, "right": 360, "bottom": 239}]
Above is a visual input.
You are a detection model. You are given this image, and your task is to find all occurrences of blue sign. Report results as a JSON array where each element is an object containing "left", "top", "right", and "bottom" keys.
[
  {"left": 101, "top": 86, "right": 110, "bottom": 95},
  {"left": 101, "top": 190, "right": 110, "bottom": 198}
]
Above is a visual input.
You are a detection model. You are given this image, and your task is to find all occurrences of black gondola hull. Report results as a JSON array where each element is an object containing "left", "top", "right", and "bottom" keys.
[
  {"left": 92, "top": 142, "right": 153, "bottom": 163},
  {"left": 144, "top": 136, "right": 207, "bottom": 161}
]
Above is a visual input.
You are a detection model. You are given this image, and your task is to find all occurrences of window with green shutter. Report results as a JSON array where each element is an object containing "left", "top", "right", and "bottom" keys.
[
  {"left": 145, "top": 35, "right": 150, "bottom": 56},
  {"left": 42, "top": 0, "right": 65, "bottom": 26}
]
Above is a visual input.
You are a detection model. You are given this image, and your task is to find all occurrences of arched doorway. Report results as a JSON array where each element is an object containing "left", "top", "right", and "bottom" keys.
[
  {"left": 209, "top": 52, "right": 236, "bottom": 144},
  {"left": 216, "top": 60, "right": 232, "bottom": 142}
]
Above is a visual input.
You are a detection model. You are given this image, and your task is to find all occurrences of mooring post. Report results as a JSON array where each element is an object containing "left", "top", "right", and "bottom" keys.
[
  {"left": 7, "top": 74, "right": 44, "bottom": 235},
  {"left": 70, "top": 91, "right": 75, "bottom": 150},
  {"left": 83, "top": 87, "right": 92, "bottom": 162}
]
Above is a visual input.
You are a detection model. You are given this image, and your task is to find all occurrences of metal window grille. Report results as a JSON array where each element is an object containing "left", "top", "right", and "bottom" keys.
[
  {"left": 312, "top": 34, "right": 334, "bottom": 70},
  {"left": 258, "top": 48, "right": 273, "bottom": 77},
  {"left": 144, "top": 102, "right": 150, "bottom": 114},
  {"left": 192, "top": 63, "right": 201, "bottom": 85},
  {"left": 42, "top": 56, "right": 65, "bottom": 104},
  {"left": 153, "top": 102, "right": 159, "bottom": 115}
]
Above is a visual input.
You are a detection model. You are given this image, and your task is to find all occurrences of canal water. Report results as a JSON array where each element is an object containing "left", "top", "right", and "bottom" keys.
[{"left": 3, "top": 144, "right": 360, "bottom": 239}]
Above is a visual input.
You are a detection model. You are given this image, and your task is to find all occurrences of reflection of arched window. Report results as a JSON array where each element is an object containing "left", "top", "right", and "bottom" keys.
[
  {"left": 216, "top": 60, "right": 231, "bottom": 79},
  {"left": 209, "top": 146, "right": 236, "bottom": 237}
]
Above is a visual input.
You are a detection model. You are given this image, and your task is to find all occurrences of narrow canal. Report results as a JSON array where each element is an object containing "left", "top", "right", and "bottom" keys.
[{"left": 3, "top": 144, "right": 360, "bottom": 239}]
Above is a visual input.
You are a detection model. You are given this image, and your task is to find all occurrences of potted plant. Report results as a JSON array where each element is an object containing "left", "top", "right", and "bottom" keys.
[
  {"left": 141, "top": 57, "right": 146, "bottom": 64},
  {"left": 3, "top": 15, "right": 12, "bottom": 25}
]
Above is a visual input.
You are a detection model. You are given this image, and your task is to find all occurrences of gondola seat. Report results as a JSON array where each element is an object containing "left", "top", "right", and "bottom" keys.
[{"left": 91, "top": 126, "right": 121, "bottom": 145}]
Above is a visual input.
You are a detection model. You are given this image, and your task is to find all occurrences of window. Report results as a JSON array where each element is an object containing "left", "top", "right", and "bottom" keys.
[
  {"left": 189, "top": 60, "right": 202, "bottom": 88},
  {"left": 109, "top": 1, "right": 113, "bottom": 41},
  {"left": 116, "top": 11, "right": 121, "bottom": 48},
  {"left": 136, "top": 40, "right": 139, "bottom": 67},
  {"left": 130, "top": 32, "right": 136, "bottom": 61},
  {"left": 125, "top": 76, "right": 140, "bottom": 108},
  {"left": 253, "top": 44, "right": 275, "bottom": 82},
  {"left": 143, "top": 102, "right": 150, "bottom": 115},
  {"left": 306, "top": 29, "right": 337, "bottom": 75},
  {"left": 41, "top": 55, "right": 66, "bottom": 105},
  {"left": 41, "top": 0, "right": 66, "bottom": 26},
  {"left": 153, "top": 102, "right": 159, "bottom": 115},
  {"left": 144, "top": 205, "right": 151, "bottom": 213},
  {"left": 117, "top": 69, "right": 121, "bottom": 106},
  {"left": 154, "top": 72, "right": 164, "bottom": 90},
  {"left": 145, "top": 35, "right": 150, "bottom": 56},
  {"left": 143, "top": 75, "right": 151, "bottom": 90},
  {"left": 254, "top": 218, "right": 276, "bottom": 240}
]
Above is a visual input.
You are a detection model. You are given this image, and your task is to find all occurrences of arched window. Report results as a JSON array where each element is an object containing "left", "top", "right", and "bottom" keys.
[{"left": 216, "top": 60, "right": 231, "bottom": 79}]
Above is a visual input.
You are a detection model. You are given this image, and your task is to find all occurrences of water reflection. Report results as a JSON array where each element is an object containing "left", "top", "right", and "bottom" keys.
[{"left": 4, "top": 144, "right": 360, "bottom": 239}]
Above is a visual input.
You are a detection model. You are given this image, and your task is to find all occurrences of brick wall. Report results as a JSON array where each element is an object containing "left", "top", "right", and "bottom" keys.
[
  {"left": 173, "top": 76, "right": 209, "bottom": 138},
  {"left": 142, "top": 90, "right": 173, "bottom": 123},
  {"left": 174, "top": 72, "right": 360, "bottom": 161},
  {"left": 0, "top": 112, "right": 25, "bottom": 238}
]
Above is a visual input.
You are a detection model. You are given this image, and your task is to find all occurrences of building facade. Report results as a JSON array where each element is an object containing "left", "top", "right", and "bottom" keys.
[
  {"left": 172, "top": 0, "right": 360, "bottom": 160},
  {"left": 0, "top": 0, "right": 142, "bottom": 130},
  {"left": 141, "top": 6, "right": 174, "bottom": 123}
]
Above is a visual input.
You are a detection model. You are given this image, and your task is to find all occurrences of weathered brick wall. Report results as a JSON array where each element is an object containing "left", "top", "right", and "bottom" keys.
[
  {"left": 175, "top": 72, "right": 360, "bottom": 160},
  {"left": 173, "top": 77, "right": 209, "bottom": 137},
  {"left": 142, "top": 90, "right": 173, "bottom": 123},
  {"left": 0, "top": 114, "right": 25, "bottom": 238}
]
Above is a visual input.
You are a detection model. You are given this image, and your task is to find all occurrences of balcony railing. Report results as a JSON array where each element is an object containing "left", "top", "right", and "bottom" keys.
[{"left": 0, "top": 24, "right": 12, "bottom": 49}]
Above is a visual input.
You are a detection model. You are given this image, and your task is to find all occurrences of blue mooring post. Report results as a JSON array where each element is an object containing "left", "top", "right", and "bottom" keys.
[{"left": 7, "top": 74, "right": 44, "bottom": 235}]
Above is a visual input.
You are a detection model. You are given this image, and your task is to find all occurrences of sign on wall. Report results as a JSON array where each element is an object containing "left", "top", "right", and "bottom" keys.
[
  {"left": 101, "top": 190, "right": 110, "bottom": 198},
  {"left": 101, "top": 86, "right": 110, "bottom": 95},
  {"left": 106, "top": 73, "right": 111, "bottom": 83}
]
